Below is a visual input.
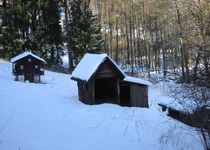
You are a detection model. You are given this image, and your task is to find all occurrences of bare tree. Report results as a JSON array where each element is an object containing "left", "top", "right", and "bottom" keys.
[{"left": 168, "top": 83, "right": 210, "bottom": 150}]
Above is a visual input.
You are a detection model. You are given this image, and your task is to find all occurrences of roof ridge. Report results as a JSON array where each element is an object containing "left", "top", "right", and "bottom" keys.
[{"left": 10, "top": 51, "right": 46, "bottom": 63}]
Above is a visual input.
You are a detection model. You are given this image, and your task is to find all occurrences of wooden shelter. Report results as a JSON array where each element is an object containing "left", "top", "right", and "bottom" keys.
[
  {"left": 121, "top": 77, "right": 149, "bottom": 107},
  {"left": 11, "top": 51, "right": 46, "bottom": 83},
  {"left": 71, "top": 53, "right": 150, "bottom": 108}
]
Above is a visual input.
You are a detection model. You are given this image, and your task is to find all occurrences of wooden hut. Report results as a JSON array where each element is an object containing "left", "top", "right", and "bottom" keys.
[
  {"left": 11, "top": 51, "right": 46, "bottom": 83},
  {"left": 71, "top": 53, "right": 125, "bottom": 105},
  {"left": 71, "top": 53, "right": 150, "bottom": 108}
]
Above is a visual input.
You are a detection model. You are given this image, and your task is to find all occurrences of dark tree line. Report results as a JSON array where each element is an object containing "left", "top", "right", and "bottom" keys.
[
  {"left": 0, "top": 0, "right": 102, "bottom": 68},
  {"left": 0, "top": 0, "right": 63, "bottom": 65}
]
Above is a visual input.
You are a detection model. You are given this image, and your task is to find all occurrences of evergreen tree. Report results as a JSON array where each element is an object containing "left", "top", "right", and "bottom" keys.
[
  {"left": 0, "top": 0, "right": 23, "bottom": 58},
  {"left": 41, "top": 0, "right": 63, "bottom": 65},
  {"left": 74, "top": 1, "right": 103, "bottom": 62},
  {"left": 0, "top": 0, "right": 63, "bottom": 66},
  {"left": 67, "top": 0, "right": 103, "bottom": 64},
  {"left": 67, "top": 0, "right": 82, "bottom": 65}
]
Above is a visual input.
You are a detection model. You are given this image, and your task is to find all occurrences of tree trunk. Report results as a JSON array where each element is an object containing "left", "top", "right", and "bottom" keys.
[
  {"left": 115, "top": 21, "right": 119, "bottom": 64},
  {"left": 64, "top": 0, "right": 73, "bottom": 72},
  {"left": 194, "top": 49, "right": 201, "bottom": 82},
  {"left": 174, "top": 0, "right": 185, "bottom": 81},
  {"left": 129, "top": 1, "right": 134, "bottom": 75},
  {"left": 125, "top": 14, "right": 130, "bottom": 65}
]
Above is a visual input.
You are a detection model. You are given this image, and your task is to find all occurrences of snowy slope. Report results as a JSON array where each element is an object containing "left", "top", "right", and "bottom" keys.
[{"left": 0, "top": 60, "right": 202, "bottom": 150}]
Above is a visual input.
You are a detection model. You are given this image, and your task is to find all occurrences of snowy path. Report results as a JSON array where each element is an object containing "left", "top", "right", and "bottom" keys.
[{"left": 0, "top": 61, "right": 202, "bottom": 150}]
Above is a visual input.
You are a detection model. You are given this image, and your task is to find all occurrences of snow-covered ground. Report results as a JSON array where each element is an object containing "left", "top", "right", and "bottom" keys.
[{"left": 0, "top": 60, "right": 202, "bottom": 150}]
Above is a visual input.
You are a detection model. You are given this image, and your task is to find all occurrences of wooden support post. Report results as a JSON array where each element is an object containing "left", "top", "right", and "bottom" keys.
[
  {"left": 91, "top": 80, "right": 95, "bottom": 104},
  {"left": 15, "top": 75, "right": 18, "bottom": 81},
  {"left": 117, "top": 78, "right": 121, "bottom": 105}
]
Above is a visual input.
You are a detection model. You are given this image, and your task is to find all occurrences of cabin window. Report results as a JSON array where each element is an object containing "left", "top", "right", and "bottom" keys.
[
  {"left": 35, "top": 65, "right": 38, "bottom": 69},
  {"left": 28, "top": 58, "right": 31, "bottom": 62},
  {"left": 20, "top": 65, "right": 24, "bottom": 70}
]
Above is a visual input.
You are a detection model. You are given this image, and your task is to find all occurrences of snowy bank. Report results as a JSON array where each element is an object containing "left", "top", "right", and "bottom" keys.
[{"left": 0, "top": 60, "right": 202, "bottom": 150}]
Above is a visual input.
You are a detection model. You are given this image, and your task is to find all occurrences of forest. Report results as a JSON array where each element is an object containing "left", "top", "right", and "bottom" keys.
[
  {"left": 0, "top": 0, "right": 210, "bottom": 86},
  {"left": 90, "top": 0, "right": 210, "bottom": 86}
]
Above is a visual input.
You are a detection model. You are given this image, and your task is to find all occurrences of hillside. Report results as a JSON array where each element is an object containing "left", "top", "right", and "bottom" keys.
[{"left": 0, "top": 60, "right": 202, "bottom": 150}]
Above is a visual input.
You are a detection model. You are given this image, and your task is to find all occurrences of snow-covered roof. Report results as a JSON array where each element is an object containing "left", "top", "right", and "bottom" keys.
[
  {"left": 123, "top": 76, "right": 152, "bottom": 86},
  {"left": 72, "top": 53, "right": 125, "bottom": 81},
  {"left": 10, "top": 51, "right": 46, "bottom": 63}
]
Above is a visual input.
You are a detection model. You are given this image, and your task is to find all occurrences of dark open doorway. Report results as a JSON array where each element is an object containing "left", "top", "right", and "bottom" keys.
[
  {"left": 95, "top": 77, "right": 118, "bottom": 104},
  {"left": 120, "top": 83, "right": 131, "bottom": 106},
  {"left": 25, "top": 61, "right": 34, "bottom": 82}
]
